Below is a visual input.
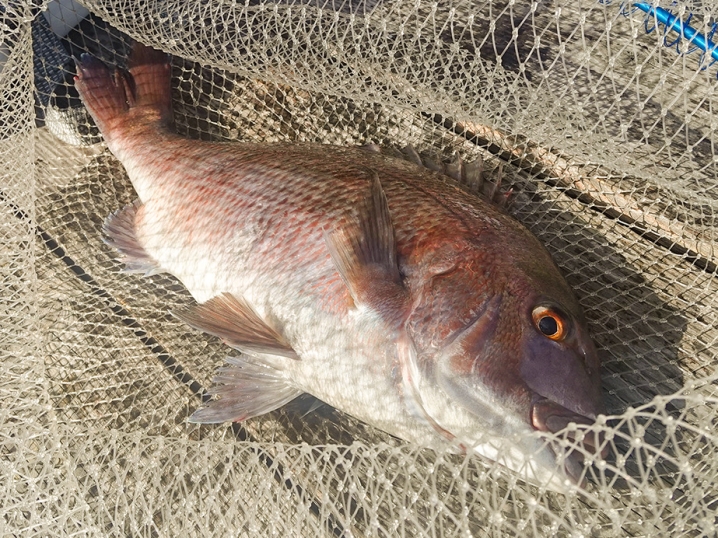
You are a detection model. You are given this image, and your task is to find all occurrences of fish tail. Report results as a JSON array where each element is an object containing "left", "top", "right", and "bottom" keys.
[
  {"left": 74, "top": 42, "right": 172, "bottom": 141},
  {"left": 74, "top": 54, "right": 130, "bottom": 138},
  {"left": 126, "top": 43, "right": 173, "bottom": 124}
]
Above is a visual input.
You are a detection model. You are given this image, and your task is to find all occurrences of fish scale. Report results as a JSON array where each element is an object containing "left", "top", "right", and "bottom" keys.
[{"left": 75, "top": 44, "right": 607, "bottom": 493}]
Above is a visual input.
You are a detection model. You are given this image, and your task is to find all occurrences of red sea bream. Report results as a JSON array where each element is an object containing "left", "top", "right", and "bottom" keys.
[{"left": 74, "top": 44, "right": 607, "bottom": 492}]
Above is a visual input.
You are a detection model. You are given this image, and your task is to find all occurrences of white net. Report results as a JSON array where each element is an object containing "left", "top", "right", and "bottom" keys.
[{"left": 2, "top": 0, "right": 718, "bottom": 535}]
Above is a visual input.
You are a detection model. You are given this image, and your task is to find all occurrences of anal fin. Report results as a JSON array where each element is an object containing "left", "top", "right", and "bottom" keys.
[
  {"left": 190, "top": 356, "right": 303, "bottom": 424},
  {"left": 102, "top": 200, "right": 162, "bottom": 275},
  {"left": 173, "top": 293, "right": 299, "bottom": 360}
]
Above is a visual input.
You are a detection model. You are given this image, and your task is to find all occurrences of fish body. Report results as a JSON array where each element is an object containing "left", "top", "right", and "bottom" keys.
[{"left": 75, "top": 45, "right": 605, "bottom": 492}]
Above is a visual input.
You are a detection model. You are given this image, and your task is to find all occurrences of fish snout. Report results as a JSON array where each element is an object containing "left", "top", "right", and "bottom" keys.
[{"left": 530, "top": 397, "right": 609, "bottom": 460}]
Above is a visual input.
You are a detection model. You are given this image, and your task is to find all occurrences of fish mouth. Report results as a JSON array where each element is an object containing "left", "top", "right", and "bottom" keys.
[{"left": 530, "top": 397, "right": 609, "bottom": 485}]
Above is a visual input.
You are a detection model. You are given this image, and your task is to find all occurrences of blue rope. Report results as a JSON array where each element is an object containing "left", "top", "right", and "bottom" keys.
[
  {"left": 602, "top": 1, "right": 718, "bottom": 75},
  {"left": 634, "top": 3, "right": 718, "bottom": 63}
]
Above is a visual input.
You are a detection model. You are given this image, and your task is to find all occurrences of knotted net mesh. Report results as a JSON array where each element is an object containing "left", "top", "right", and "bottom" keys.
[{"left": 2, "top": 0, "right": 717, "bottom": 535}]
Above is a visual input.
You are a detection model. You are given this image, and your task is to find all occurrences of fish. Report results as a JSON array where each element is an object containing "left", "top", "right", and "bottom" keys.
[{"left": 74, "top": 43, "right": 607, "bottom": 493}]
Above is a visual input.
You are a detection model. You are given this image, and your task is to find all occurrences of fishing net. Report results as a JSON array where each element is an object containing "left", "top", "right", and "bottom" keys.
[{"left": 2, "top": 0, "right": 717, "bottom": 535}]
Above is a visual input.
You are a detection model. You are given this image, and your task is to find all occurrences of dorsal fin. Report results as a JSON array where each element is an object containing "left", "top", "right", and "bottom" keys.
[{"left": 360, "top": 143, "right": 514, "bottom": 208}]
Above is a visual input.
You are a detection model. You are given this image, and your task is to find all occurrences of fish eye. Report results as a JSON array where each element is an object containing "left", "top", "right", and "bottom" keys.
[{"left": 532, "top": 306, "right": 567, "bottom": 341}]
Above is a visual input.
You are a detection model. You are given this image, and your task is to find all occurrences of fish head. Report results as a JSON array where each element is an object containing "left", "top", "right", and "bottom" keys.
[{"left": 405, "top": 237, "right": 606, "bottom": 491}]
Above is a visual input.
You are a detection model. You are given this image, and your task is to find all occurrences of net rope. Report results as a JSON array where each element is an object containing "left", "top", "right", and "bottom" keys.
[{"left": 1, "top": 0, "right": 717, "bottom": 535}]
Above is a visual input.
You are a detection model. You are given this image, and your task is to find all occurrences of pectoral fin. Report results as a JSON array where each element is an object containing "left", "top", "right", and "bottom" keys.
[
  {"left": 190, "top": 356, "right": 303, "bottom": 423},
  {"left": 173, "top": 293, "right": 299, "bottom": 360},
  {"left": 103, "top": 200, "right": 162, "bottom": 275},
  {"left": 324, "top": 173, "right": 408, "bottom": 322}
]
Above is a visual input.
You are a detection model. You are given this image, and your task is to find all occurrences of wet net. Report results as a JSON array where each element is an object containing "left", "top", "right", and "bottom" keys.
[{"left": 2, "top": 0, "right": 717, "bottom": 535}]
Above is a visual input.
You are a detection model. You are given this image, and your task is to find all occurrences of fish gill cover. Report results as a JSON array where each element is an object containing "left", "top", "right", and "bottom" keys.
[{"left": 1, "top": 0, "right": 717, "bottom": 536}]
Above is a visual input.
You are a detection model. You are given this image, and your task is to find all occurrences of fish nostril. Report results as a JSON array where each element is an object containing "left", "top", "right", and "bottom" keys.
[{"left": 579, "top": 346, "right": 594, "bottom": 376}]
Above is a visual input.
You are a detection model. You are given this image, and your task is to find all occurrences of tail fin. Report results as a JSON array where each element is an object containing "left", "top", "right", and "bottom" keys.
[
  {"left": 126, "top": 43, "right": 173, "bottom": 125},
  {"left": 74, "top": 54, "right": 130, "bottom": 137},
  {"left": 74, "top": 42, "right": 172, "bottom": 140}
]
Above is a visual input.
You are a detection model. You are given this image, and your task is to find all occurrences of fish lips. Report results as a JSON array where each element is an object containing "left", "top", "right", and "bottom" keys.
[{"left": 530, "top": 396, "right": 609, "bottom": 485}]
